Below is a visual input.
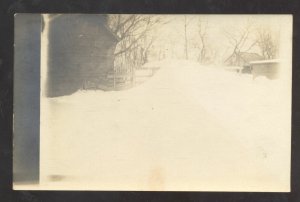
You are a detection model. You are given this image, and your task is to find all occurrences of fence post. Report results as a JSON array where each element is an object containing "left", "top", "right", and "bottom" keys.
[
  {"left": 132, "top": 67, "right": 135, "bottom": 87},
  {"left": 113, "top": 67, "right": 116, "bottom": 90}
]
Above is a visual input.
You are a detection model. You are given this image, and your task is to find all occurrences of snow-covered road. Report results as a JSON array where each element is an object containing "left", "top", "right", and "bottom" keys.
[{"left": 38, "top": 60, "right": 291, "bottom": 191}]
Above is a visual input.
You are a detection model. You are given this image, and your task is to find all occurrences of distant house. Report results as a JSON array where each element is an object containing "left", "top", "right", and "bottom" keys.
[
  {"left": 46, "top": 14, "right": 119, "bottom": 97},
  {"left": 225, "top": 52, "right": 264, "bottom": 73},
  {"left": 250, "top": 59, "right": 280, "bottom": 80}
]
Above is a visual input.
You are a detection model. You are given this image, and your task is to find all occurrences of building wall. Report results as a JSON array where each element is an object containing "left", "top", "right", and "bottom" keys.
[
  {"left": 251, "top": 63, "right": 280, "bottom": 80},
  {"left": 46, "top": 15, "right": 117, "bottom": 97}
]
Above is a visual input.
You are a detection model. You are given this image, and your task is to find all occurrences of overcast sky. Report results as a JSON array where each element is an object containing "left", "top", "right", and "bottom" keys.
[{"left": 147, "top": 15, "right": 285, "bottom": 62}]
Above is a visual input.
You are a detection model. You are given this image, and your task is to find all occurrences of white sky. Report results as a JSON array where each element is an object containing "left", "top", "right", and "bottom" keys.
[{"left": 147, "top": 15, "right": 287, "bottom": 62}]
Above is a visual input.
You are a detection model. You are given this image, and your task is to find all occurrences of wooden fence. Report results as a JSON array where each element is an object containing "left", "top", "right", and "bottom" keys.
[{"left": 82, "top": 66, "right": 160, "bottom": 91}]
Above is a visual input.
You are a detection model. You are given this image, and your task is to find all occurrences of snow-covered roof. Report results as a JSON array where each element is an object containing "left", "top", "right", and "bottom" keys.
[{"left": 250, "top": 59, "right": 280, "bottom": 65}]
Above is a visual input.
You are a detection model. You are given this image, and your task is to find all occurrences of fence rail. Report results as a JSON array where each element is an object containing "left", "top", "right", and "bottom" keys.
[{"left": 83, "top": 66, "right": 160, "bottom": 91}]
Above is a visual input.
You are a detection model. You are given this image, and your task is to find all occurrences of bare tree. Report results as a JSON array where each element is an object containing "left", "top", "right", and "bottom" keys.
[
  {"left": 184, "top": 15, "right": 189, "bottom": 60},
  {"left": 224, "top": 20, "right": 257, "bottom": 66},
  {"left": 196, "top": 18, "right": 208, "bottom": 63},
  {"left": 106, "top": 14, "right": 163, "bottom": 89},
  {"left": 256, "top": 27, "right": 279, "bottom": 59},
  {"left": 107, "top": 14, "right": 162, "bottom": 76},
  {"left": 140, "top": 34, "right": 158, "bottom": 64}
]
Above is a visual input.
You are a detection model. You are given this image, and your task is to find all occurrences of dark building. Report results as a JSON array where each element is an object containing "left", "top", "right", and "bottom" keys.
[{"left": 46, "top": 14, "right": 119, "bottom": 97}]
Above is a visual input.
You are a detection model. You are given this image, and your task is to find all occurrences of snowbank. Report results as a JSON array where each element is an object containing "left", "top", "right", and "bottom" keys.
[{"left": 39, "top": 59, "right": 291, "bottom": 191}]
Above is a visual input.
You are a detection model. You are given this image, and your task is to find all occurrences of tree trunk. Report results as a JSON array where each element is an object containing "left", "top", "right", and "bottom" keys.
[{"left": 184, "top": 16, "right": 189, "bottom": 60}]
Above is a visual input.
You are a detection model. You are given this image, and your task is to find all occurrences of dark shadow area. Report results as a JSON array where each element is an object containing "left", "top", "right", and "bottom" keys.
[
  {"left": 46, "top": 14, "right": 118, "bottom": 97},
  {"left": 13, "top": 14, "right": 40, "bottom": 184}
]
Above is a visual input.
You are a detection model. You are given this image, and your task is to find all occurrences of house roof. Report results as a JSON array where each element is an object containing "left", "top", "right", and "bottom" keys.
[
  {"left": 225, "top": 52, "right": 264, "bottom": 64},
  {"left": 239, "top": 52, "right": 264, "bottom": 63},
  {"left": 250, "top": 59, "right": 280, "bottom": 65}
]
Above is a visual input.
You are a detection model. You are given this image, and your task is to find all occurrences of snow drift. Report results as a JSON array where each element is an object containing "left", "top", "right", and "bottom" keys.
[{"left": 38, "top": 59, "right": 291, "bottom": 191}]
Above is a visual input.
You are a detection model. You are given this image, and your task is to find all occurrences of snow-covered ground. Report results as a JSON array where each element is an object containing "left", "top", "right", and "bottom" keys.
[{"left": 34, "top": 59, "right": 291, "bottom": 191}]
